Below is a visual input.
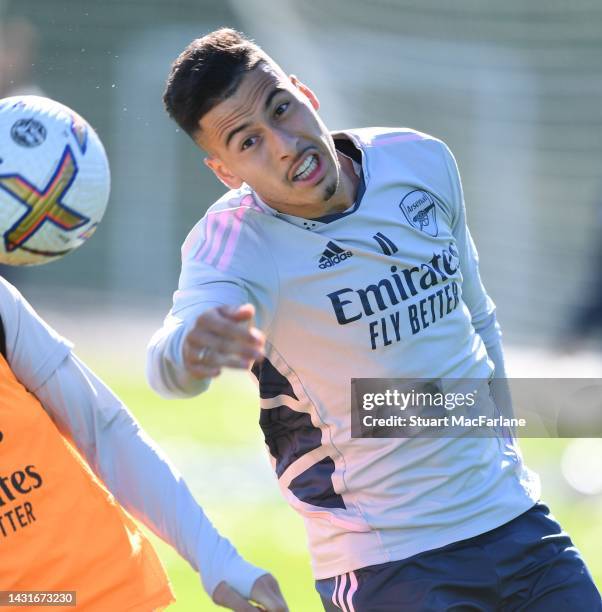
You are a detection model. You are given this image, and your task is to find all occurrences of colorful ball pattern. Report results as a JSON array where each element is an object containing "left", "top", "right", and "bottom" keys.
[{"left": 0, "top": 95, "right": 110, "bottom": 265}]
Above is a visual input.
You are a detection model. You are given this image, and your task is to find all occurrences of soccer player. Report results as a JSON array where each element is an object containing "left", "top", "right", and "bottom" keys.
[
  {"left": 146, "top": 28, "right": 601, "bottom": 610},
  {"left": 0, "top": 276, "right": 287, "bottom": 612}
]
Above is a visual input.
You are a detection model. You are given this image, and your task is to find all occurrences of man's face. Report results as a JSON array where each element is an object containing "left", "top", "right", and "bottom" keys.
[{"left": 195, "top": 63, "right": 349, "bottom": 219}]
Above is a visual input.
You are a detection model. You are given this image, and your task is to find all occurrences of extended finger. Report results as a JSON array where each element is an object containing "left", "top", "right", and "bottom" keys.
[
  {"left": 183, "top": 347, "right": 257, "bottom": 379},
  {"left": 183, "top": 332, "right": 263, "bottom": 369},
  {"left": 197, "top": 308, "right": 264, "bottom": 347},
  {"left": 218, "top": 303, "right": 256, "bottom": 323}
]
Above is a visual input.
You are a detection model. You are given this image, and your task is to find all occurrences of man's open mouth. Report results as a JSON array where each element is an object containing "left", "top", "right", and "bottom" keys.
[{"left": 292, "top": 153, "right": 320, "bottom": 182}]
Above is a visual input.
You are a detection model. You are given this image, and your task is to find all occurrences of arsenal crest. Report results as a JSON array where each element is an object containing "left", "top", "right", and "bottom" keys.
[{"left": 400, "top": 190, "right": 439, "bottom": 237}]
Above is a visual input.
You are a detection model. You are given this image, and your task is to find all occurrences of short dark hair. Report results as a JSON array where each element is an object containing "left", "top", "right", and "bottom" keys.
[{"left": 163, "top": 28, "right": 268, "bottom": 138}]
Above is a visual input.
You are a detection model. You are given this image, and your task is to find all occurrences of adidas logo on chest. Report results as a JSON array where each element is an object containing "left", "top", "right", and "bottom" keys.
[{"left": 318, "top": 240, "right": 353, "bottom": 269}]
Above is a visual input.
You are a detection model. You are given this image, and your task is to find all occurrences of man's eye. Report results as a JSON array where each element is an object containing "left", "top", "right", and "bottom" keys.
[
  {"left": 274, "top": 102, "right": 289, "bottom": 117},
  {"left": 241, "top": 136, "right": 257, "bottom": 151}
]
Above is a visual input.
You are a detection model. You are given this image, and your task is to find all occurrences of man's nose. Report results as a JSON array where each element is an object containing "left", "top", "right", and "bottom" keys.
[{"left": 270, "top": 127, "right": 299, "bottom": 159}]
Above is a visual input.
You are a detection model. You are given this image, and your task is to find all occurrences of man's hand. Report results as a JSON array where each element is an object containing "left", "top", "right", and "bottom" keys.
[
  {"left": 182, "top": 304, "right": 265, "bottom": 379},
  {"left": 212, "top": 574, "right": 289, "bottom": 611}
]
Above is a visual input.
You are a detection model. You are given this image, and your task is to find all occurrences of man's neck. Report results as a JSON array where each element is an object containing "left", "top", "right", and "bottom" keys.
[{"left": 329, "top": 149, "right": 361, "bottom": 213}]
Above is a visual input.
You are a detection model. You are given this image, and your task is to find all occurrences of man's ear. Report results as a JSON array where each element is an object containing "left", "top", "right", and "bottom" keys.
[
  {"left": 204, "top": 157, "right": 243, "bottom": 189},
  {"left": 290, "top": 74, "right": 320, "bottom": 111}
]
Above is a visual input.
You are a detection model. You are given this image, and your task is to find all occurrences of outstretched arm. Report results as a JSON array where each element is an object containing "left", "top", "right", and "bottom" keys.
[{"left": 147, "top": 302, "right": 265, "bottom": 398}]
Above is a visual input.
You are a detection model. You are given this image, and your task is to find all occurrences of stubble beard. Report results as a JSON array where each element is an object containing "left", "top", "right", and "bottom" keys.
[
  {"left": 322, "top": 162, "right": 340, "bottom": 202},
  {"left": 323, "top": 179, "right": 338, "bottom": 201}
]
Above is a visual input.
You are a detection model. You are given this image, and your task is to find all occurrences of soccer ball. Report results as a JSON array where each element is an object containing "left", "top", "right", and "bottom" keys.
[{"left": 0, "top": 95, "right": 110, "bottom": 265}]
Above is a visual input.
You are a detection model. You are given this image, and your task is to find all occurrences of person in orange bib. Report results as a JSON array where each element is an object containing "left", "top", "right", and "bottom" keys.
[{"left": 0, "top": 276, "right": 287, "bottom": 612}]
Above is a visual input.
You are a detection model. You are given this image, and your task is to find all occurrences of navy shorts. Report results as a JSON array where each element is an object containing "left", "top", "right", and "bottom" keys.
[{"left": 315, "top": 503, "right": 601, "bottom": 611}]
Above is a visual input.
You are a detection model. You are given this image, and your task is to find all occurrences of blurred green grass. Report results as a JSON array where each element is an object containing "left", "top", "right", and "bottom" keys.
[{"left": 96, "top": 366, "right": 601, "bottom": 611}]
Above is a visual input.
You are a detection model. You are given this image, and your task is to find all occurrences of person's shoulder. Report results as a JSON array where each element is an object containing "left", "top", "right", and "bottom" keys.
[
  {"left": 180, "top": 187, "right": 268, "bottom": 270},
  {"left": 335, "top": 127, "right": 447, "bottom": 150},
  {"left": 0, "top": 276, "right": 72, "bottom": 378},
  {"left": 0, "top": 275, "right": 19, "bottom": 298},
  {"left": 0, "top": 276, "right": 22, "bottom": 321}
]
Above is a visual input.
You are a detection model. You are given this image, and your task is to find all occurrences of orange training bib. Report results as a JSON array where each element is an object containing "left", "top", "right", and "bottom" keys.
[{"left": 0, "top": 354, "right": 174, "bottom": 611}]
